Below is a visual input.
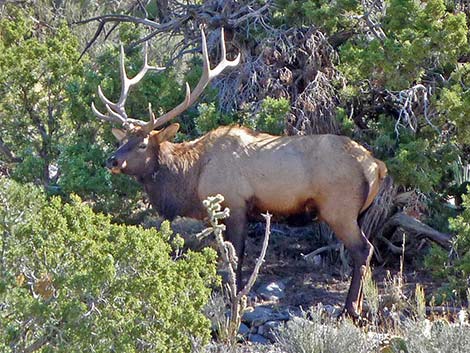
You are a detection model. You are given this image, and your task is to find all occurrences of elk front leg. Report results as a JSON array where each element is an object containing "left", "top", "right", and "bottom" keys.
[{"left": 225, "top": 208, "right": 248, "bottom": 292}]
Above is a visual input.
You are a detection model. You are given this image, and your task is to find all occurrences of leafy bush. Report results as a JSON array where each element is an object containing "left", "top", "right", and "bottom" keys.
[
  {"left": 0, "top": 7, "right": 83, "bottom": 186},
  {"left": 387, "top": 139, "right": 441, "bottom": 193},
  {"left": 57, "top": 134, "right": 141, "bottom": 218},
  {"left": 340, "top": 0, "right": 467, "bottom": 90},
  {"left": 274, "top": 0, "right": 361, "bottom": 34},
  {"left": 0, "top": 178, "right": 218, "bottom": 353},
  {"left": 194, "top": 102, "right": 236, "bottom": 135},
  {"left": 369, "top": 117, "right": 457, "bottom": 194},
  {"left": 255, "top": 97, "right": 290, "bottom": 135},
  {"left": 424, "top": 190, "right": 470, "bottom": 302},
  {"left": 436, "top": 63, "right": 470, "bottom": 145}
]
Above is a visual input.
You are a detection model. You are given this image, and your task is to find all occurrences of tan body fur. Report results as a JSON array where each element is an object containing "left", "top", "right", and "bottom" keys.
[
  {"left": 109, "top": 124, "right": 387, "bottom": 317},
  {"left": 196, "top": 126, "right": 383, "bottom": 220}
]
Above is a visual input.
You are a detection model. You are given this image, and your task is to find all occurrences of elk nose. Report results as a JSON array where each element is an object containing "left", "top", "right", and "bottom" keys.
[{"left": 106, "top": 156, "right": 119, "bottom": 169}]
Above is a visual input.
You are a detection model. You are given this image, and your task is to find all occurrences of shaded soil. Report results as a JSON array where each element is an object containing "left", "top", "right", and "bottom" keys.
[{"left": 241, "top": 221, "right": 441, "bottom": 311}]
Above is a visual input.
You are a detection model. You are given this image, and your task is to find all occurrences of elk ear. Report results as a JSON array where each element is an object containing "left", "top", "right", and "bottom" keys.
[
  {"left": 112, "top": 128, "right": 126, "bottom": 142},
  {"left": 154, "top": 123, "right": 180, "bottom": 143}
]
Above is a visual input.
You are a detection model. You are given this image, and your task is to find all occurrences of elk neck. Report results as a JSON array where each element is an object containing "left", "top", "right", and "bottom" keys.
[
  {"left": 157, "top": 140, "right": 203, "bottom": 174},
  {"left": 138, "top": 139, "right": 206, "bottom": 220}
]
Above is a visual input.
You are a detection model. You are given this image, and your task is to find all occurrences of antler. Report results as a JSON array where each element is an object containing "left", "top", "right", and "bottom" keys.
[
  {"left": 151, "top": 26, "right": 241, "bottom": 129},
  {"left": 91, "top": 42, "right": 167, "bottom": 129},
  {"left": 92, "top": 26, "right": 240, "bottom": 132}
]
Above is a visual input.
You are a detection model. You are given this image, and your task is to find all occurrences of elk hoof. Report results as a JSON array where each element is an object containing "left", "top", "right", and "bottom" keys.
[{"left": 342, "top": 306, "right": 362, "bottom": 321}]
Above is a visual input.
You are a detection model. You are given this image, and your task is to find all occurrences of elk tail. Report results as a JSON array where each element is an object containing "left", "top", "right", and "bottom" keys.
[
  {"left": 359, "top": 159, "right": 388, "bottom": 214},
  {"left": 375, "top": 159, "right": 388, "bottom": 180}
]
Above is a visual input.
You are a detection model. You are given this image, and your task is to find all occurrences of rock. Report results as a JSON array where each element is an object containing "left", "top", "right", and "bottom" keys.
[
  {"left": 314, "top": 254, "right": 324, "bottom": 267},
  {"left": 170, "top": 217, "right": 210, "bottom": 250},
  {"left": 258, "top": 320, "right": 283, "bottom": 342},
  {"left": 257, "top": 281, "right": 286, "bottom": 301},
  {"left": 238, "top": 323, "right": 250, "bottom": 337},
  {"left": 248, "top": 333, "right": 270, "bottom": 345},
  {"left": 242, "top": 306, "right": 290, "bottom": 326},
  {"left": 323, "top": 304, "right": 342, "bottom": 317}
]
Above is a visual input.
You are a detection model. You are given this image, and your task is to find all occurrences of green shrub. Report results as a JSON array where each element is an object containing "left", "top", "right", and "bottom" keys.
[
  {"left": 255, "top": 97, "right": 290, "bottom": 135},
  {"left": 339, "top": 0, "right": 467, "bottom": 90},
  {"left": 57, "top": 135, "right": 141, "bottom": 219},
  {"left": 424, "top": 190, "right": 470, "bottom": 302},
  {"left": 274, "top": 0, "right": 361, "bottom": 33},
  {"left": 0, "top": 8, "right": 83, "bottom": 186},
  {"left": 436, "top": 63, "right": 470, "bottom": 145},
  {"left": 194, "top": 102, "right": 236, "bottom": 135},
  {"left": 0, "top": 178, "right": 218, "bottom": 353},
  {"left": 387, "top": 139, "right": 442, "bottom": 193},
  {"left": 368, "top": 116, "right": 457, "bottom": 194}
]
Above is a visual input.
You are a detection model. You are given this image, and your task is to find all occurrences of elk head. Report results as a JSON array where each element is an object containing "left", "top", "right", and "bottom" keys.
[{"left": 92, "top": 27, "right": 240, "bottom": 176}]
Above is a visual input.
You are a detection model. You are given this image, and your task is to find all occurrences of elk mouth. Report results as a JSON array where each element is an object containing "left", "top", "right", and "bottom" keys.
[
  {"left": 109, "top": 167, "right": 122, "bottom": 174},
  {"left": 106, "top": 158, "right": 126, "bottom": 174}
]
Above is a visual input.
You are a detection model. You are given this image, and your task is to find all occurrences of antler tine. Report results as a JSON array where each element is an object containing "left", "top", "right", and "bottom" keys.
[
  {"left": 146, "top": 82, "right": 191, "bottom": 132},
  {"left": 92, "top": 42, "right": 166, "bottom": 128},
  {"left": 113, "top": 43, "right": 166, "bottom": 120},
  {"left": 190, "top": 26, "right": 241, "bottom": 104},
  {"left": 91, "top": 101, "right": 125, "bottom": 124},
  {"left": 208, "top": 28, "right": 241, "bottom": 80},
  {"left": 97, "top": 85, "right": 120, "bottom": 113},
  {"left": 151, "top": 26, "right": 240, "bottom": 129},
  {"left": 181, "top": 26, "right": 240, "bottom": 111}
]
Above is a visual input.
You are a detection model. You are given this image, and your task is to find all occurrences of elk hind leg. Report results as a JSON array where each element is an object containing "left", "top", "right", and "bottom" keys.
[{"left": 323, "top": 215, "right": 373, "bottom": 317}]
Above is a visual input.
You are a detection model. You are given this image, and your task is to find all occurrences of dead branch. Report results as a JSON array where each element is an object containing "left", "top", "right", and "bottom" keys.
[
  {"left": 426, "top": 306, "right": 466, "bottom": 315},
  {"left": 377, "top": 234, "right": 404, "bottom": 254},
  {"left": 75, "top": 0, "right": 273, "bottom": 57},
  {"left": 302, "top": 243, "right": 341, "bottom": 262},
  {"left": 238, "top": 212, "right": 271, "bottom": 297},
  {"left": 392, "top": 84, "right": 438, "bottom": 137},
  {"left": 218, "top": 27, "right": 343, "bottom": 134},
  {"left": 381, "top": 212, "right": 452, "bottom": 249},
  {"left": 360, "top": 0, "right": 387, "bottom": 42}
]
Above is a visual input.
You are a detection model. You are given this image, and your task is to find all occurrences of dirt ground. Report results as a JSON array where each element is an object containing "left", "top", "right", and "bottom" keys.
[{"left": 241, "top": 220, "right": 441, "bottom": 311}]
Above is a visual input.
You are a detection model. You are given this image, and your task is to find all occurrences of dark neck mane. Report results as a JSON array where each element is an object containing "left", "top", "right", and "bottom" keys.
[{"left": 139, "top": 140, "right": 206, "bottom": 220}]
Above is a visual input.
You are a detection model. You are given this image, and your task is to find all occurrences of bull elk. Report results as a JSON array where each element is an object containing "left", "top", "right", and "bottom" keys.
[{"left": 92, "top": 27, "right": 387, "bottom": 317}]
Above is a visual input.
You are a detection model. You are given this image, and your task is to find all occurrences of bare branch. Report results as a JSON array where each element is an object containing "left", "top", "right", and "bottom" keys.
[
  {"left": 381, "top": 212, "right": 452, "bottom": 249},
  {"left": 238, "top": 212, "right": 271, "bottom": 297}
]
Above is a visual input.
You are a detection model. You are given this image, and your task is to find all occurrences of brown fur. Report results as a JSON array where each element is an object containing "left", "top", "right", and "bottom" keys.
[{"left": 107, "top": 123, "right": 387, "bottom": 317}]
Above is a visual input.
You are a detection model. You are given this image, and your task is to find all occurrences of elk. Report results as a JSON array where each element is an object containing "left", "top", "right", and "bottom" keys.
[{"left": 92, "top": 27, "right": 387, "bottom": 317}]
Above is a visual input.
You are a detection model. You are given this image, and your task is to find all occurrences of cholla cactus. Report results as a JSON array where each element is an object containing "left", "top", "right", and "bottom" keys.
[{"left": 199, "top": 194, "right": 271, "bottom": 346}]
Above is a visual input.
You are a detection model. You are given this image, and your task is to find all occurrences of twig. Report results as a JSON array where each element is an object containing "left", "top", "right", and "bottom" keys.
[
  {"left": 377, "top": 234, "right": 404, "bottom": 254},
  {"left": 302, "top": 243, "right": 341, "bottom": 262}
]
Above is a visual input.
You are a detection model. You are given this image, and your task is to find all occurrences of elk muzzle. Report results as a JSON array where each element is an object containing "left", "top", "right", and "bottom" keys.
[{"left": 106, "top": 155, "right": 126, "bottom": 174}]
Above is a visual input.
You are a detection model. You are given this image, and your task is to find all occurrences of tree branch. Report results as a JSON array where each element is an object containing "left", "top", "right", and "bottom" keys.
[{"left": 0, "top": 137, "right": 21, "bottom": 163}]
